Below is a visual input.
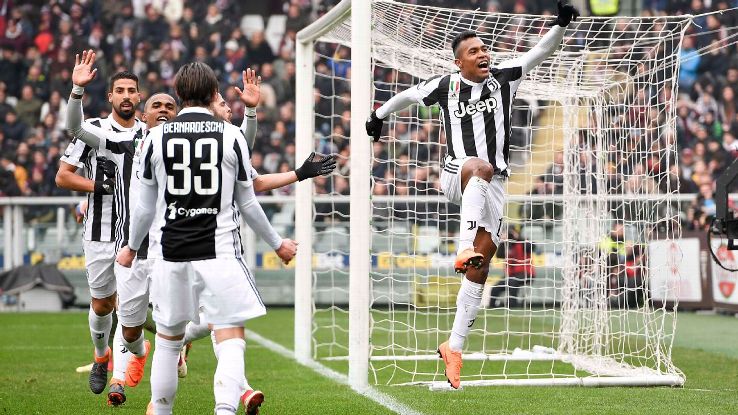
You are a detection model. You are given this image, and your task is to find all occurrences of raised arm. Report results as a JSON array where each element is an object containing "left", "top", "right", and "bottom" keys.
[
  {"left": 240, "top": 108, "right": 257, "bottom": 150},
  {"left": 366, "top": 75, "right": 444, "bottom": 141},
  {"left": 235, "top": 68, "right": 261, "bottom": 150},
  {"left": 66, "top": 49, "right": 106, "bottom": 148},
  {"left": 501, "top": 2, "right": 579, "bottom": 75}
]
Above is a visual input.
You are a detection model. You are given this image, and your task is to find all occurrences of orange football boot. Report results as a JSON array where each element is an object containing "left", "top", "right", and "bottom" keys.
[
  {"left": 437, "top": 341, "right": 463, "bottom": 389},
  {"left": 454, "top": 248, "right": 484, "bottom": 274}
]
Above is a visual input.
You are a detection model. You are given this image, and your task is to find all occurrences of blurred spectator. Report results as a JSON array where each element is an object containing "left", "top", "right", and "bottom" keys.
[
  {"left": 3, "top": 110, "right": 26, "bottom": 144},
  {"left": 15, "top": 84, "right": 42, "bottom": 128},
  {"left": 679, "top": 36, "right": 700, "bottom": 91}
]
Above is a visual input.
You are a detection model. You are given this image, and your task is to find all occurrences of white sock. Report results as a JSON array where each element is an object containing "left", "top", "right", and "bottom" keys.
[
  {"left": 112, "top": 320, "right": 132, "bottom": 380},
  {"left": 89, "top": 306, "right": 113, "bottom": 358},
  {"left": 124, "top": 331, "right": 146, "bottom": 357},
  {"left": 449, "top": 278, "right": 484, "bottom": 351},
  {"left": 211, "top": 330, "right": 218, "bottom": 359},
  {"left": 151, "top": 335, "right": 183, "bottom": 415},
  {"left": 213, "top": 338, "right": 246, "bottom": 415},
  {"left": 183, "top": 320, "right": 211, "bottom": 344},
  {"left": 458, "top": 176, "right": 490, "bottom": 254}
]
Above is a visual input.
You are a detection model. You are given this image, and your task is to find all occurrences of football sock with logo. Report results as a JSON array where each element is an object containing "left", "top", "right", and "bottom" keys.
[
  {"left": 151, "top": 335, "right": 183, "bottom": 414},
  {"left": 213, "top": 338, "right": 246, "bottom": 415},
  {"left": 449, "top": 277, "right": 484, "bottom": 351},
  {"left": 458, "top": 176, "right": 489, "bottom": 254},
  {"left": 89, "top": 306, "right": 113, "bottom": 358},
  {"left": 123, "top": 330, "right": 146, "bottom": 357},
  {"left": 112, "top": 320, "right": 132, "bottom": 381}
]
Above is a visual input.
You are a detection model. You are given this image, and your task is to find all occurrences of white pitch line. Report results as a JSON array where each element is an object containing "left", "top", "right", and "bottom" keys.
[{"left": 245, "top": 329, "right": 428, "bottom": 415}]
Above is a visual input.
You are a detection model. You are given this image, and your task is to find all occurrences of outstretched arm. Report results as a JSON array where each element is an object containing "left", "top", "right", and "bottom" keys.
[
  {"left": 501, "top": 26, "right": 565, "bottom": 75},
  {"left": 367, "top": 75, "right": 444, "bottom": 141},
  {"left": 253, "top": 151, "right": 336, "bottom": 192},
  {"left": 501, "top": 2, "right": 578, "bottom": 75}
]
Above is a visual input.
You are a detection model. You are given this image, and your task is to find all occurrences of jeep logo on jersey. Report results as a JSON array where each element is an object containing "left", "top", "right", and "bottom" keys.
[
  {"left": 167, "top": 201, "right": 219, "bottom": 220},
  {"left": 453, "top": 97, "right": 499, "bottom": 118}
]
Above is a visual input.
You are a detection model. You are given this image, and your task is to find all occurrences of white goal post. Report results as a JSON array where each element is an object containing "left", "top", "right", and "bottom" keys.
[{"left": 296, "top": 0, "right": 690, "bottom": 390}]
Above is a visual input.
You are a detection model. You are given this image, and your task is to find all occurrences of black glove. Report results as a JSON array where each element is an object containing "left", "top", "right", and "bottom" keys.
[
  {"left": 295, "top": 152, "right": 337, "bottom": 181},
  {"left": 95, "top": 156, "right": 116, "bottom": 195},
  {"left": 551, "top": 1, "right": 579, "bottom": 27},
  {"left": 365, "top": 110, "right": 384, "bottom": 142},
  {"left": 98, "top": 156, "right": 116, "bottom": 178}
]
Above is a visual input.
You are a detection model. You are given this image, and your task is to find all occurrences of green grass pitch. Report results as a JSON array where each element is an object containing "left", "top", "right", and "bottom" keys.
[{"left": 1, "top": 309, "right": 737, "bottom": 414}]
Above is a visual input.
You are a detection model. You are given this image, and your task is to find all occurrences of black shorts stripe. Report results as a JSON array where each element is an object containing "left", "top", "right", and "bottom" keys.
[
  {"left": 458, "top": 85, "right": 477, "bottom": 157},
  {"left": 237, "top": 257, "right": 264, "bottom": 308}
]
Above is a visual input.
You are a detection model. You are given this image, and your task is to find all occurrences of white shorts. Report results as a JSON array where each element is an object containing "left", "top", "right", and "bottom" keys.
[
  {"left": 116, "top": 258, "right": 153, "bottom": 327},
  {"left": 150, "top": 257, "right": 265, "bottom": 334},
  {"left": 83, "top": 240, "right": 117, "bottom": 299},
  {"left": 440, "top": 156, "right": 506, "bottom": 246}
]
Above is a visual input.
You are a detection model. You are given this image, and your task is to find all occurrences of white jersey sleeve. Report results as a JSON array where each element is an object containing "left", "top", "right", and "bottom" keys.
[{"left": 375, "top": 75, "right": 444, "bottom": 119}]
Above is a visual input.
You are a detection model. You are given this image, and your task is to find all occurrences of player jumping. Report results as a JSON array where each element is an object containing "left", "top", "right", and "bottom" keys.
[{"left": 365, "top": 1, "right": 579, "bottom": 389}]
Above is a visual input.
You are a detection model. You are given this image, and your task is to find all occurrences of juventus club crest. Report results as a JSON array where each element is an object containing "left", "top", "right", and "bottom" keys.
[{"left": 486, "top": 75, "right": 501, "bottom": 91}]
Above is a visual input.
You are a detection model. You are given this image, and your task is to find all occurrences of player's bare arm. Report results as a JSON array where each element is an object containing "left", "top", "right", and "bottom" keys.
[
  {"left": 55, "top": 161, "right": 95, "bottom": 193},
  {"left": 253, "top": 152, "right": 336, "bottom": 192}
]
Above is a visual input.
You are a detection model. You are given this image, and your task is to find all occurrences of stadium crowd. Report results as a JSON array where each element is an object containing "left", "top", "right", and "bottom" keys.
[{"left": 0, "top": 0, "right": 735, "bottom": 232}]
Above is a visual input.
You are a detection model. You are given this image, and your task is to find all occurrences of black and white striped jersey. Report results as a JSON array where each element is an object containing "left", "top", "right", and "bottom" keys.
[
  {"left": 92, "top": 123, "right": 150, "bottom": 254},
  {"left": 138, "top": 107, "right": 253, "bottom": 262},
  {"left": 61, "top": 116, "right": 144, "bottom": 242},
  {"left": 401, "top": 67, "right": 523, "bottom": 175}
]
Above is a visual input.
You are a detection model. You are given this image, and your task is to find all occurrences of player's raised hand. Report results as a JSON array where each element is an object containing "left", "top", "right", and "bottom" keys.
[
  {"left": 294, "top": 152, "right": 336, "bottom": 181},
  {"left": 552, "top": 1, "right": 579, "bottom": 27},
  {"left": 72, "top": 49, "right": 98, "bottom": 87},
  {"left": 366, "top": 110, "right": 384, "bottom": 142},
  {"left": 276, "top": 239, "right": 298, "bottom": 265},
  {"left": 116, "top": 246, "right": 136, "bottom": 268},
  {"left": 234, "top": 68, "right": 261, "bottom": 108}
]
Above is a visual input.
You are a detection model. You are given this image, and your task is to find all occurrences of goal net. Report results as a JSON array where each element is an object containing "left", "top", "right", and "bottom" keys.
[{"left": 295, "top": 0, "right": 690, "bottom": 388}]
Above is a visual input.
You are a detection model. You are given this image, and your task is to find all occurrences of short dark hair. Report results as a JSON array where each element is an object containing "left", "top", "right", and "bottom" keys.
[
  {"left": 109, "top": 71, "right": 139, "bottom": 92},
  {"left": 451, "top": 30, "right": 479, "bottom": 58},
  {"left": 174, "top": 62, "right": 219, "bottom": 107}
]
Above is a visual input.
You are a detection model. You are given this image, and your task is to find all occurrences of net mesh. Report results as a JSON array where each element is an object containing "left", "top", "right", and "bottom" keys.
[{"left": 309, "top": 1, "right": 689, "bottom": 385}]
